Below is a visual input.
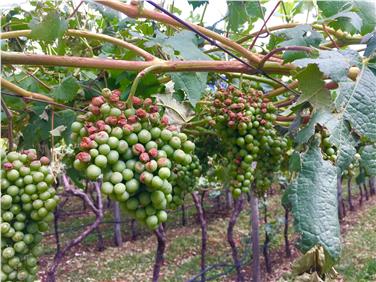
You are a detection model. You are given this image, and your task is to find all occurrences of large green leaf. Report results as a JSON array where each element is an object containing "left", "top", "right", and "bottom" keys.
[
  {"left": 51, "top": 76, "right": 80, "bottom": 103},
  {"left": 29, "top": 12, "right": 67, "bottom": 42},
  {"left": 360, "top": 145, "right": 376, "bottom": 176},
  {"left": 289, "top": 151, "right": 301, "bottom": 172},
  {"left": 353, "top": 1, "right": 376, "bottom": 35},
  {"left": 227, "top": 1, "right": 265, "bottom": 31},
  {"left": 145, "top": 30, "right": 210, "bottom": 61},
  {"left": 318, "top": 0, "right": 376, "bottom": 35},
  {"left": 327, "top": 11, "right": 363, "bottom": 33},
  {"left": 170, "top": 72, "right": 207, "bottom": 107},
  {"left": 286, "top": 143, "right": 341, "bottom": 259},
  {"left": 295, "top": 64, "right": 331, "bottom": 109},
  {"left": 165, "top": 30, "right": 211, "bottom": 61},
  {"left": 338, "top": 66, "right": 376, "bottom": 141},
  {"left": 294, "top": 50, "right": 361, "bottom": 82},
  {"left": 273, "top": 25, "right": 323, "bottom": 62},
  {"left": 317, "top": 1, "right": 352, "bottom": 17}
]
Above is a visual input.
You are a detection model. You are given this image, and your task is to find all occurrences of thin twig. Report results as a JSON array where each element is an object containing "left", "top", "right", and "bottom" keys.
[
  {"left": 68, "top": 0, "right": 84, "bottom": 18},
  {"left": 258, "top": 46, "right": 313, "bottom": 69},
  {"left": 322, "top": 24, "right": 340, "bottom": 49},
  {"left": 281, "top": 2, "right": 290, "bottom": 23},
  {"left": 25, "top": 69, "right": 52, "bottom": 91},
  {"left": 265, "top": 81, "right": 299, "bottom": 98},
  {"left": 248, "top": 1, "right": 281, "bottom": 51},
  {"left": 1, "top": 91, "right": 87, "bottom": 113},
  {"left": 127, "top": 64, "right": 164, "bottom": 107},
  {"left": 1, "top": 97, "right": 14, "bottom": 151}
]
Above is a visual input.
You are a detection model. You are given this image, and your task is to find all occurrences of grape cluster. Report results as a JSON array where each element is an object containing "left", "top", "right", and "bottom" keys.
[
  {"left": 316, "top": 129, "right": 337, "bottom": 162},
  {"left": 1, "top": 149, "right": 58, "bottom": 282},
  {"left": 169, "top": 155, "right": 202, "bottom": 209},
  {"left": 71, "top": 89, "right": 196, "bottom": 229},
  {"left": 206, "top": 86, "right": 288, "bottom": 197}
]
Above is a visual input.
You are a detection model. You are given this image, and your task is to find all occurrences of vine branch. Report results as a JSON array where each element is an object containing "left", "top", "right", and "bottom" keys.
[
  {"left": 2, "top": 52, "right": 293, "bottom": 74},
  {"left": 1, "top": 92, "right": 87, "bottom": 113},
  {"left": 1, "top": 77, "right": 54, "bottom": 102},
  {"left": 0, "top": 29, "right": 157, "bottom": 61}
]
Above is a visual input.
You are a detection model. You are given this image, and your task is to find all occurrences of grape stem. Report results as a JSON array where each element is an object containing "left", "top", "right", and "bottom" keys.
[
  {"left": 156, "top": 103, "right": 187, "bottom": 123},
  {"left": 183, "top": 118, "right": 210, "bottom": 128},
  {"left": 127, "top": 64, "right": 165, "bottom": 107},
  {"left": 1, "top": 97, "right": 14, "bottom": 151},
  {"left": 181, "top": 128, "right": 216, "bottom": 136}
]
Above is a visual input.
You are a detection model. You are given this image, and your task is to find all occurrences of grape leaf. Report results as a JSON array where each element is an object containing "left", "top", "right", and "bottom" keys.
[
  {"left": 318, "top": 1, "right": 375, "bottom": 35},
  {"left": 336, "top": 66, "right": 376, "bottom": 141},
  {"left": 165, "top": 30, "right": 211, "bottom": 61},
  {"left": 353, "top": 1, "right": 376, "bottom": 35},
  {"left": 360, "top": 145, "right": 376, "bottom": 176},
  {"left": 188, "top": 0, "right": 208, "bottom": 9},
  {"left": 286, "top": 142, "right": 341, "bottom": 259},
  {"left": 227, "top": 1, "right": 265, "bottom": 31},
  {"left": 317, "top": 1, "right": 352, "bottom": 17},
  {"left": 273, "top": 25, "right": 323, "bottom": 62},
  {"left": 289, "top": 151, "right": 301, "bottom": 172},
  {"left": 53, "top": 110, "right": 76, "bottom": 143},
  {"left": 145, "top": 30, "right": 210, "bottom": 61},
  {"left": 294, "top": 50, "right": 361, "bottom": 82},
  {"left": 51, "top": 76, "right": 80, "bottom": 103},
  {"left": 327, "top": 11, "right": 363, "bottom": 33},
  {"left": 295, "top": 64, "right": 331, "bottom": 109},
  {"left": 29, "top": 12, "right": 67, "bottom": 42},
  {"left": 170, "top": 72, "right": 207, "bottom": 107}
]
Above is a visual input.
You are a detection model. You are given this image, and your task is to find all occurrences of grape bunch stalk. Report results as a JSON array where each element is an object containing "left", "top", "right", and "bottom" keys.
[
  {"left": 71, "top": 89, "right": 197, "bottom": 230},
  {"left": 203, "top": 86, "right": 289, "bottom": 196},
  {"left": 1, "top": 149, "right": 58, "bottom": 282}
]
